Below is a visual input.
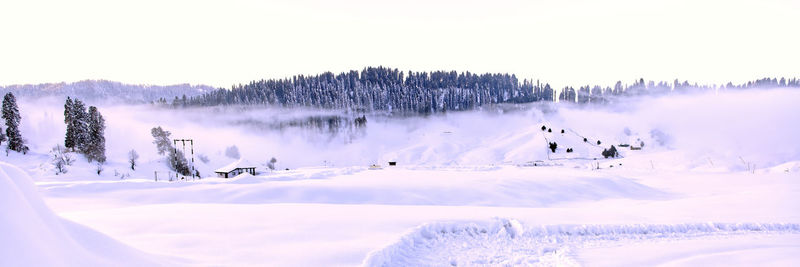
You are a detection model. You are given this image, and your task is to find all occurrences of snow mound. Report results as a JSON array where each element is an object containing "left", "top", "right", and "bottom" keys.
[
  {"left": 362, "top": 219, "right": 800, "bottom": 267},
  {"left": 226, "top": 172, "right": 261, "bottom": 184},
  {"left": 0, "top": 162, "right": 164, "bottom": 266},
  {"left": 768, "top": 161, "right": 800, "bottom": 174}
]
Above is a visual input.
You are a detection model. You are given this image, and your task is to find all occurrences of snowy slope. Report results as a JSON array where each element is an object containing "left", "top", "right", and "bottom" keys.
[
  {"left": 0, "top": 162, "right": 170, "bottom": 266},
  {"left": 30, "top": 162, "right": 800, "bottom": 266}
]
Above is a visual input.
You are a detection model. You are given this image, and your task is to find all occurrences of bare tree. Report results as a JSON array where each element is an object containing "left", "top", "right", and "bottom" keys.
[
  {"left": 267, "top": 157, "right": 277, "bottom": 171},
  {"left": 96, "top": 162, "right": 104, "bottom": 175},
  {"left": 151, "top": 126, "right": 172, "bottom": 155},
  {"left": 128, "top": 149, "right": 139, "bottom": 170}
]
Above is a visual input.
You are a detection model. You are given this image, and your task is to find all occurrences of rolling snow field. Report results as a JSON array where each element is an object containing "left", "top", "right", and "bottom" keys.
[{"left": 2, "top": 89, "right": 800, "bottom": 266}]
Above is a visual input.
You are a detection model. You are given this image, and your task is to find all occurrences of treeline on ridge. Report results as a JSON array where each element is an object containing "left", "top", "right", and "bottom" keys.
[{"left": 185, "top": 66, "right": 800, "bottom": 113}]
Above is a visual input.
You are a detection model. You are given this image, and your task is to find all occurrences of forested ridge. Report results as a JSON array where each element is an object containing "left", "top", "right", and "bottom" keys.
[{"left": 186, "top": 66, "right": 800, "bottom": 113}]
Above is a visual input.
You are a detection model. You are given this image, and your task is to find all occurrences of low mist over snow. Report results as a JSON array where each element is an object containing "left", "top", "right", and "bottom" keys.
[{"left": 17, "top": 88, "right": 800, "bottom": 173}]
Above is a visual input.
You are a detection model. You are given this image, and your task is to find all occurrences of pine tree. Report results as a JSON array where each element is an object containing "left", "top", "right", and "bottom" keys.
[
  {"left": 86, "top": 106, "right": 106, "bottom": 163},
  {"left": 2, "top": 93, "right": 25, "bottom": 152},
  {"left": 64, "top": 97, "right": 77, "bottom": 150},
  {"left": 72, "top": 99, "right": 89, "bottom": 153}
]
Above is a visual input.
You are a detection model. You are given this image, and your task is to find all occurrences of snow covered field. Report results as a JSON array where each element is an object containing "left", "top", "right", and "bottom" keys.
[{"left": 3, "top": 89, "right": 800, "bottom": 266}]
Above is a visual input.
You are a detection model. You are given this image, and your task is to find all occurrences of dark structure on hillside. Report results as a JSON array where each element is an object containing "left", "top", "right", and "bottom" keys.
[{"left": 549, "top": 142, "right": 558, "bottom": 153}]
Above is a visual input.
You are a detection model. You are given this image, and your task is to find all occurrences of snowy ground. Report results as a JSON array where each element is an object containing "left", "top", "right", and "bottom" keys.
[
  {"left": 2, "top": 89, "right": 800, "bottom": 266},
  {"left": 7, "top": 154, "right": 799, "bottom": 266}
]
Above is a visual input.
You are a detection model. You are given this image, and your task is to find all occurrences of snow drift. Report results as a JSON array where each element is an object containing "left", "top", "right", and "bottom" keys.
[
  {"left": 0, "top": 162, "right": 165, "bottom": 266},
  {"left": 362, "top": 219, "right": 800, "bottom": 266}
]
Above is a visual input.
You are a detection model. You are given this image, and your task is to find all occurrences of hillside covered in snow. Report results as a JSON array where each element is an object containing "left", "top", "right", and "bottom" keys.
[{"left": 0, "top": 80, "right": 216, "bottom": 104}]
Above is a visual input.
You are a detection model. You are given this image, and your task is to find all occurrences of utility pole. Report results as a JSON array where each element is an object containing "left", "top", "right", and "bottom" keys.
[{"left": 173, "top": 139, "right": 196, "bottom": 180}]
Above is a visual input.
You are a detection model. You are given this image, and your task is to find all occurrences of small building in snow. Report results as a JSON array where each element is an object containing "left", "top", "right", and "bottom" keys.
[{"left": 215, "top": 159, "right": 257, "bottom": 178}]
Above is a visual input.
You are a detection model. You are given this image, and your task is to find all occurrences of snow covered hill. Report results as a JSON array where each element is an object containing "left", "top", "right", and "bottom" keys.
[{"left": 1, "top": 80, "right": 215, "bottom": 104}]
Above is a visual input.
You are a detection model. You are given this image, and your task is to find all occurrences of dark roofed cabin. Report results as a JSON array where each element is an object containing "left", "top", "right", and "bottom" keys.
[{"left": 215, "top": 159, "right": 257, "bottom": 178}]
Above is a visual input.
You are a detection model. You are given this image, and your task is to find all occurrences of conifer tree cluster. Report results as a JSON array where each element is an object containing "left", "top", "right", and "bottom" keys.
[
  {"left": 186, "top": 66, "right": 800, "bottom": 113},
  {"left": 189, "top": 67, "right": 546, "bottom": 113},
  {"left": 64, "top": 97, "right": 106, "bottom": 163},
  {"left": 2, "top": 93, "right": 27, "bottom": 153}
]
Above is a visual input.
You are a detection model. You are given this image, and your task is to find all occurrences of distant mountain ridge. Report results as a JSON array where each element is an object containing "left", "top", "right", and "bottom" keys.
[{"left": 0, "top": 80, "right": 218, "bottom": 103}]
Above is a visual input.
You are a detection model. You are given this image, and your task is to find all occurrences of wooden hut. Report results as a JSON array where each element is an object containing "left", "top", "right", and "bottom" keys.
[{"left": 215, "top": 159, "right": 257, "bottom": 178}]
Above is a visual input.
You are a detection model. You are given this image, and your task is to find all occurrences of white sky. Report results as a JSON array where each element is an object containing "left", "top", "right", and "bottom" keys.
[{"left": 1, "top": 0, "right": 798, "bottom": 88}]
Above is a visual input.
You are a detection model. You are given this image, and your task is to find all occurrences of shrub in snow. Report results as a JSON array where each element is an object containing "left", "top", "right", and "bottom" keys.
[
  {"left": 597, "top": 140, "right": 602, "bottom": 145},
  {"left": 501, "top": 219, "right": 524, "bottom": 239},
  {"left": 50, "top": 144, "right": 74, "bottom": 175},
  {"left": 169, "top": 149, "right": 192, "bottom": 176},
  {"left": 561, "top": 129, "right": 565, "bottom": 134},
  {"left": 548, "top": 142, "right": 557, "bottom": 153},
  {"left": 602, "top": 145, "right": 618, "bottom": 158},
  {"left": 541, "top": 125, "right": 547, "bottom": 131},
  {"left": 225, "top": 145, "right": 241, "bottom": 159},
  {"left": 547, "top": 128, "right": 552, "bottom": 133}
]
